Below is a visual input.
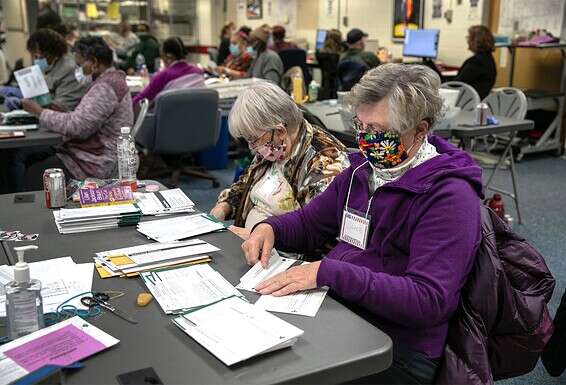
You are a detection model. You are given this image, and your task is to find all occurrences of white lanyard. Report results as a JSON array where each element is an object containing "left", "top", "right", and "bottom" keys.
[{"left": 340, "top": 161, "right": 373, "bottom": 249}]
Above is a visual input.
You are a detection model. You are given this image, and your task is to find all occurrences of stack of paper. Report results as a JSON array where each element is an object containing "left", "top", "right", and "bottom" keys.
[
  {"left": 173, "top": 296, "right": 304, "bottom": 366},
  {"left": 141, "top": 263, "right": 243, "bottom": 314},
  {"left": 236, "top": 250, "right": 297, "bottom": 292},
  {"left": 137, "top": 213, "right": 225, "bottom": 243},
  {"left": 0, "top": 317, "right": 119, "bottom": 385},
  {"left": 134, "top": 188, "right": 195, "bottom": 215},
  {"left": 0, "top": 257, "right": 94, "bottom": 316},
  {"left": 94, "top": 239, "right": 218, "bottom": 277},
  {"left": 53, "top": 204, "right": 142, "bottom": 234},
  {"left": 0, "top": 110, "right": 38, "bottom": 131}
]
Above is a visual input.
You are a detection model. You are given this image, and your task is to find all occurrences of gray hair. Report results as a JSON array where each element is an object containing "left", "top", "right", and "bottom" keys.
[
  {"left": 228, "top": 81, "right": 303, "bottom": 141},
  {"left": 346, "top": 63, "right": 443, "bottom": 134}
]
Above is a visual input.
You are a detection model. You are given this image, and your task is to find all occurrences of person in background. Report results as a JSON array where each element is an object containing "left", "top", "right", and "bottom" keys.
[
  {"left": 340, "top": 28, "right": 380, "bottom": 69},
  {"left": 217, "top": 21, "right": 235, "bottom": 65},
  {"left": 241, "top": 64, "right": 482, "bottom": 384},
  {"left": 36, "top": 3, "right": 62, "bottom": 30},
  {"left": 239, "top": 26, "right": 252, "bottom": 37},
  {"left": 247, "top": 26, "right": 284, "bottom": 85},
  {"left": 0, "top": 29, "right": 86, "bottom": 111},
  {"left": 216, "top": 32, "right": 253, "bottom": 80},
  {"left": 269, "top": 25, "right": 297, "bottom": 52},
  {"left": 104, "top": 20, "right": 140, "bottom": 59},
  {"left": 49, "top": 23, "right": 80, "bottom": 50},
  {"left": 454, "top": 25, "right": 496, "bottom": 100},
  {"left": 126, "top": 22, "right": 161, "bottom": 73},
  {"left": 0, "top": 21, "right": 8, "bottom": 85},
  {"left": 210, "top": 82, "right": 349, "bottom": 240},
  {"left": 320, "top": 29, "right": 344, "bottom": 55},
  {"left": 133, "top": 37, "right": 204, "bottom": 106},
  {"left": 16, "top": 36, "right": 133, "bottom": 190}
]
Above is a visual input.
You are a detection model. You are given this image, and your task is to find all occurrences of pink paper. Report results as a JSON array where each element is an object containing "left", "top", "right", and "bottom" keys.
[{"left": 4, "top": 324, "right": 107, "bottom": 372}]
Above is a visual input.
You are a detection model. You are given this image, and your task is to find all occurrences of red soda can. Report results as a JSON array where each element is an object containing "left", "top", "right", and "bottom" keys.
[{"left": 43, "top": 168, "right": 66, "bottom": 208}]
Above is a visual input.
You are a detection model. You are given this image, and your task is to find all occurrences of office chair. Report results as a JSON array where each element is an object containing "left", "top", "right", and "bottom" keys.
[
  {"left": 131, "top": 98, "right": 149, "bottom": 139},
  {"left": 278, "top": 48, "right": 312, "bottom": 86},
  {"left": 162, "top": 73, "right": 206, "bottom": 92},
  {"left": 440, "top": 81, "right": 480, "bottom": 112},
  {"left": 337, "top": 60, "right": 369, "bottom": 92},
  {"left": 315, "top": 52, "right": 339, "bottom": 100},
  {"left": 136, "top": 88, "right": 221, "bottom": 187},
  {"left": 207, "top": 47, "right": 219, "bottom": 64}
]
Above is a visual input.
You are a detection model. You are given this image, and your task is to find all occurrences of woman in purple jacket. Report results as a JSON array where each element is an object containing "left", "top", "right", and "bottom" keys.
[
  {"left": 132, "top": 37, "right": 204, "bottom": 106},
  {"left": 242, "top": 64, "right": 483, "bottom": 384}
]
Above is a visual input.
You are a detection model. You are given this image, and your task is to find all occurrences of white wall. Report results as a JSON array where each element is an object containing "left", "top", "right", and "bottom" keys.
[{"left": 228, "top": 0, "right": 488, "bottom": 65}]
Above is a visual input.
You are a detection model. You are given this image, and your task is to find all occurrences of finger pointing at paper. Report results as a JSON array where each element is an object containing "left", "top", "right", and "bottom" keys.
[
  {"left": 241, "top": 223, "right": 275, "bottom": 267},
  {"left": 255, "top": 262, "right": 321, "bottom": 296}
]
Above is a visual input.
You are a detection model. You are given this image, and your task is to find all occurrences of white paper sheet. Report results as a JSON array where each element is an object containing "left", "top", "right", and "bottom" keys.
[
  {"left": 140, "top": 264, "right": 242, "bottom": 314},
  {"left": 14, "top": 65, "right": 50, "bottom": 99},
  {"left": 134, "top": 188, "right": 195, "bottom": 215},
  {"left": 236, "top": 250, "right": 296, "bottom": 292},
  {"left": 0, "top": 257, "right": 94, "bottom": 317},
  {"left": 255, "top": 287, "right": 329, "bottom": 317},
  {"left": 172, "top": 296, "right": 303, "bottom": 366},
  {"left": 136, "top": 213, "right": 225, "bottom": 243}
]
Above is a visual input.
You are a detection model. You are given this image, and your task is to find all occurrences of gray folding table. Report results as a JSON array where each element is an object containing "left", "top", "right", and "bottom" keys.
[
  {"left": 0, "top": 130, "right": 63, "bottom": 149},
  {"left": 0, "top": 191, "right": 393, "bottom": 385},
  {"left": 451, "top": 111, "right": 535, "bottom": 224}
]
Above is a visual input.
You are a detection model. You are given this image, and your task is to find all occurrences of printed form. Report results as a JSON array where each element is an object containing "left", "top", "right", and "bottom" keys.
[
  {"left": 173, "top": 296, "right": 303, "bottom": 366},
  {"left": 140, "top": 264, "right": 242, "bottom": 314},
  {"left": 236, "top": 250, "right": 296, "bottom": 292}
]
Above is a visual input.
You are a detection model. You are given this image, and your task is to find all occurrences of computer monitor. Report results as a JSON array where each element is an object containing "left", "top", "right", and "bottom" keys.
[
  {"left": 403, "top": 29, "right": 440, "bottom": 59},
  {"left": 315, "top": 29, "right": 328, "bottom": 51}
]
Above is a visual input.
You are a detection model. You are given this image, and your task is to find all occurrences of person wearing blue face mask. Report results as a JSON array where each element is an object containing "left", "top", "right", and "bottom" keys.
[
  {"left": 216, "top": 32, "right": 253, "bottom": 80},
  {"left": 4, "top": 28, "right": 87, "bottom": 112}
]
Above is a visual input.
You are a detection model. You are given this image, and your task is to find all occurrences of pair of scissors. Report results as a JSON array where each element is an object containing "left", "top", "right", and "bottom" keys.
[{"left": 81, "top": 292, "right": 138, "bottom": 324}]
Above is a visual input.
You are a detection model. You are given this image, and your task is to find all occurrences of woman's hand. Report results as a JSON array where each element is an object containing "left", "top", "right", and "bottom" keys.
[
  {"left": 21, "top": 99, "right": 43, "bottom": 117},
  {"left": 229, "top": 225, "right": 251, "bottom": 240},
  {"left": 210, "top": 202, "right": 231, "bottom": 221},
  {"left": 255, "top": 261, "right": 321, "bottom": 296},
  {"left": 241, "top": 223, "right": 275, "bottom": 267}
]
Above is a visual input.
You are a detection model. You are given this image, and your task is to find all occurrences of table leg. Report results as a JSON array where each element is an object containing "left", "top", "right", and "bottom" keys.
[{"left": 485, "top": 131, "right": 523, "bottom": 224}]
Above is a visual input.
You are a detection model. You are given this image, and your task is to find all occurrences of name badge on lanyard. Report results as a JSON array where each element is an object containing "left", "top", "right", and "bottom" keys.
[{"left": 339, "top": 161, "right": 373, "bottom": 250}]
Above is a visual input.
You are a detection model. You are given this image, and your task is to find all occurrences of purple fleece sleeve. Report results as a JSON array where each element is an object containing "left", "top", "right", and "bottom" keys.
[
  {"left": 317, "top": 178, "right": 481, "bottom": 328},
  {"left": 263, "top": 169, "right": 349, "bottom": 253},
  {"left": 132, "top": 70, "right": 170, "bottom": 105}
]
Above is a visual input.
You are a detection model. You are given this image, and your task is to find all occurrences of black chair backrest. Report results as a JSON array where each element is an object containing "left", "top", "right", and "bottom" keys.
[
  {"left": 337, "top": 59, "right": 369, "bottom": 92},
  {"left": 315, "top": 52, "right": 339, "bottom": 100},
  {"left": 278, "top": 48, "right": 312, "bottom": 85},
  {"left": 5, "top": 58, "right": 24, "bottom": 86},
  {"left": 148, "top": 88, "right": 220, "bottom": 154}
]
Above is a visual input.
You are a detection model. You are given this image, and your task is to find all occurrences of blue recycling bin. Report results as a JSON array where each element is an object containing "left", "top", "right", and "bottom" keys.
[{"left": 197, "top": 114, "right": 229, "bottom": 170}]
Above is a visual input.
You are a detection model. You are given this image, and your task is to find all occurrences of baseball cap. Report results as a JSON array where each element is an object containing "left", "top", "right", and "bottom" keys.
[
  {"left": 346, "top": 28, "right": 368, "bottom": 44},
  {"left": 250, "top": 26, "right": 270, "bottom": 43}
]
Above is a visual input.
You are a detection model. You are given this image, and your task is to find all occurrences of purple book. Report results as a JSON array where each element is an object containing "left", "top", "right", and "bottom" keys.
[{"left": 79, "top": 186, "right": 134, "bottom": 207}]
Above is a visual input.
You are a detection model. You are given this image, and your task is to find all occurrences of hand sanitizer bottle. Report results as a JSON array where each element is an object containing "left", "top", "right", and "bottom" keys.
[{"left": 5, "top": 245, "right": 44, "bottom": 340}]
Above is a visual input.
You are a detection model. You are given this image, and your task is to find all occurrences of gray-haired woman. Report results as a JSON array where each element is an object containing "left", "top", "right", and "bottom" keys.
[
  {"left": 241, "top": 64, "right": 483, "bottom": 384},
  {"left": 210, "top": 81, "right": 349, "bottom": 240}
]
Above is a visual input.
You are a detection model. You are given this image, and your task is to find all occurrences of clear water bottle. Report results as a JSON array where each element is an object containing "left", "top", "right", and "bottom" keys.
[
  {"left": 135, "top": 53, "right": 146, "bottom": 72},
  {"left": 117, "top": 127, "right": 138, "bottom": 192},
  {"left": 139, "top": 64, "right": 150, "bottom": 87}
]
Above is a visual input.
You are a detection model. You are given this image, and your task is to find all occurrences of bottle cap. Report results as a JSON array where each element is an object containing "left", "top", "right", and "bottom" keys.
[
  {"left": 121, "top": 127, "right": 131, "bottom": 134},
  {"left": 13, "top": 245, "right": 38, "bottom": 283}
]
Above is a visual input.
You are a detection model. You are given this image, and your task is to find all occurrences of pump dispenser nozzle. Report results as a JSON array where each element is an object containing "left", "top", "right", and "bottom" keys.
[{"left": 13, "top": 245, "right": 38, "bottom": 283}]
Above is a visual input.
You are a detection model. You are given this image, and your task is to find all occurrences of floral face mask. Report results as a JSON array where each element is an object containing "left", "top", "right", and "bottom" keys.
[{"left": 356, "top": 130, "right": 408, "bottom": 169}]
